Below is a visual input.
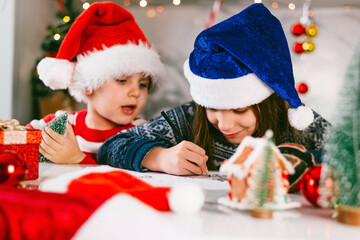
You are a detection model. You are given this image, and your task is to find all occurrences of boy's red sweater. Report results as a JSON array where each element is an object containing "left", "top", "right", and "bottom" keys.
[{"left": 27, "top": 110, "right": 145, "bottom": 164}]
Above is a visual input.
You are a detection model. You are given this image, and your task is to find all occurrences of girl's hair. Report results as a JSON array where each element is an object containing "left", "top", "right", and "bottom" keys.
[{"left": 192, "top": 93, "right": 301, "bottom": 170}]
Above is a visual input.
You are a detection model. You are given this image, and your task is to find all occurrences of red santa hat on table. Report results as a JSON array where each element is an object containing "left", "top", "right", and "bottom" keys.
[
  {"left": 37, "top": 2, "right": 165, "bottom": 103},
  {"left": 39, "top": 166, "right": 205, "bottom": 214},
  {"left": 1, "top": 167, "right": 204, "bottom": 239},
  {"left": 0, "top": 175, "right": 204, "bottom": 240}
]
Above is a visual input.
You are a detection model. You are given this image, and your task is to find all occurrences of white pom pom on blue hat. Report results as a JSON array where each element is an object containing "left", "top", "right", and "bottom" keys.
[{"left": 184, "top": 3, "right": 313, "bottom": 130}]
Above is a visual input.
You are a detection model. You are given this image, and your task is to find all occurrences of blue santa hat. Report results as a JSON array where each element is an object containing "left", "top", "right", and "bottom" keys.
[{"left": 184, "top": 3, "right": 314, "bottom": 130}]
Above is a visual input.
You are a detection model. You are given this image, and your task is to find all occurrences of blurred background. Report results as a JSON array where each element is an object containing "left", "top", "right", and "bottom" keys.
[{"left": 1, "top": 0, "right": 360, "bottom": 124}]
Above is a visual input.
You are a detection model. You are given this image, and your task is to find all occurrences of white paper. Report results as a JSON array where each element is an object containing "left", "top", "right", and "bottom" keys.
[{"left": 125, "top": 170, "right": 230, "bottom": 190}]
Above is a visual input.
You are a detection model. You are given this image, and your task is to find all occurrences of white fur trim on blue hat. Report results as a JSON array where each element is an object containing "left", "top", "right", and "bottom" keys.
[
  {"left": 184, "top": 59, "right": 274, "bottom": 109},
  {"left": 37, "top": 58, "right": 75, "bottom": 90},
  {"left": 69, "top": 42, "right": 165, "bottom": 103},
  {"left": 288, "top": 106, "right": 314, "bottom": 130}
]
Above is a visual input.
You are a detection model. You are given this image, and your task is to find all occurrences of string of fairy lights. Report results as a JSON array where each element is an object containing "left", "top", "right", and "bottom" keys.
[
  {"left": 76, "top": 0, "right": 356, "bottom": 14},
  {"left": 55, "top": 0, "right": 356, "bottom": 54},
  {"left": 58, "top": 0, "right": 329, "bottom": 30},
  {"left": 52, "top": 0, "right": 355, "bottom": 96},
  {"left": 67, "top": 0, "right": 356, "bottom": 27}
]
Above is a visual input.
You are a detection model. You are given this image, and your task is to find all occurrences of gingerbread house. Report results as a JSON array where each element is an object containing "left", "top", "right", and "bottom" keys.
[{"left": 219, "top": 130, "right": 300, "bottom": 210}]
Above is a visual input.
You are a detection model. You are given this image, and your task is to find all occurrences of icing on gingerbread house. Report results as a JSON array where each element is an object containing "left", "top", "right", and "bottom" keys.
[{"left": 219, "top": 130, "right": 299, "bottom": 210}]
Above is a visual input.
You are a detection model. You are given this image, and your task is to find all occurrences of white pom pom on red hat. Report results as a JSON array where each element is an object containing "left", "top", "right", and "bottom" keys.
[
  {"left": 168, "top": 183, "right": 205, "bottom": 214},
  {"left": 37, "top": 57, "right": 75, "bottom": 90}
]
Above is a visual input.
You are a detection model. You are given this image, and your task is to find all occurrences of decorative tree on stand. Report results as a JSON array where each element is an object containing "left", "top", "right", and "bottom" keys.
[
  {"left": 249, "top": 131, "right": 276, "bottom": 218},
  {"left": 319, "top": 42, "right": 360, "bottom": 226}
]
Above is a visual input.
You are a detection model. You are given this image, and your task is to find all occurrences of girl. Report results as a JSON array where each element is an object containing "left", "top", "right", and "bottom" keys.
[{"left": 98, "top": 3, "right": 329, "bottom": 184}]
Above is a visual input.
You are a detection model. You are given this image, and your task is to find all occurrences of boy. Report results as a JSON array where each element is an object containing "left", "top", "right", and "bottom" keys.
[{"left": 27, "top": 2, "right": 165, "bottom": 164}]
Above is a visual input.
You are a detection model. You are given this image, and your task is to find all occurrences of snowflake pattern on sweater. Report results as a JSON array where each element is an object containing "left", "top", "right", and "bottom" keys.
[{"left": 98, "top": 101, "right": 330, "bottom": 171}]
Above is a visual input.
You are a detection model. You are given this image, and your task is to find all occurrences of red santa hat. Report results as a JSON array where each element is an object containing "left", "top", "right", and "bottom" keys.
[
  {"left": 37, "top": 2, "right": 165, "bottom": 103},
  {"left": 0, "top": 178, "right": 203, "bottom": 240},
  {"left": 0, "top": 167, "right": 205, "bottom": 239},
  {"left": 39, "top": 166, "right": 205, "bottom": 214}
]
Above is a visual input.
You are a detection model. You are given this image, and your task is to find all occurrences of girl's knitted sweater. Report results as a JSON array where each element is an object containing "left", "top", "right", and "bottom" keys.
[{"left": 98, "top": 102, "right": 330, "bottom": 171}]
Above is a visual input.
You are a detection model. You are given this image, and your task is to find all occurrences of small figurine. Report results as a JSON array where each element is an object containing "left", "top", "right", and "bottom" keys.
[{"left": 218, "top": 130, "right": 300, "bottom": 212}]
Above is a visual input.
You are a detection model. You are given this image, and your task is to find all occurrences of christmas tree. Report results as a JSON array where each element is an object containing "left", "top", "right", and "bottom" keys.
[
  {"left": 252, "top": 131, "right": 275, "bottom": 208},
  {"left": 39, "top": 112, "right": 69, "bottom": 163},
  {"left": 319, "top": 42, "right": 360, "bottom": 214},
  {"left": 30, "top": 0, "right": 81, "bottom": 119}
]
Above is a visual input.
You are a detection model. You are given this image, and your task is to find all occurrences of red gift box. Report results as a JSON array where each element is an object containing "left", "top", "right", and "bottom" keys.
[{"left": 0, "top": 128, "right": 42, "bottom": 180}]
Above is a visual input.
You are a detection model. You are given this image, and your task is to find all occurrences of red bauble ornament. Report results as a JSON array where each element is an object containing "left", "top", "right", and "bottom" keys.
[
  {"left": 300, "top": 165, "right": 322, "bottom": 206},
  {"left": 0, "top": 151, "right": 27, "bottom": 187},
  {"left": 297, "top": 83, "right": 309, "bottom": 94},
  {"left": 291, "top": 23, "right": 306, "bottom": 36},
  {"left": 293, "top": 43, "right": 304, "bottom": 53}
]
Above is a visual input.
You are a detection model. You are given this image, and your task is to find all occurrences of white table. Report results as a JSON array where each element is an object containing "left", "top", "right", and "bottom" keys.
[{"left": 25, "top": 163, "right": 360, "bottom": 240}]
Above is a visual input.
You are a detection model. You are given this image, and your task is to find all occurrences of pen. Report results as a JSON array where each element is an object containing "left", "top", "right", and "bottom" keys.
[
  {"left": 160, "top": 111, "right": 183, "bottom": 142},
  {"left": 160, "top": 111, "right": 210, "bottom": 177}
]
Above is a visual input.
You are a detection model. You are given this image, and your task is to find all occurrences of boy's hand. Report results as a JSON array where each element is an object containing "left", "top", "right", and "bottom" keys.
[
  {"left": 40, "top": 124, "right": 86, "bottom": 164},
  {"left": 142, "top": 141, "right": 209, "bottom": 175}
]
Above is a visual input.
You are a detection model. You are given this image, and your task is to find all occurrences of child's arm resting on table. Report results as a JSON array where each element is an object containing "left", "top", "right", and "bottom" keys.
[
  {"left": 98, "top": 126, "right": 208, "bottom": 175},
  {"left": 98, "top": 103, "right": 208, "bottom": 175},
  {"left": 97, "top": 126, "right": 167, "bottom": 172},
  {"left": 142, "top": 141, "right": 208, "bottom": 175}
]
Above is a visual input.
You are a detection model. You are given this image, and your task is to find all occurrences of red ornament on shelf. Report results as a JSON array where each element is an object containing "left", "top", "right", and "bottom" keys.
[
  {"left": 291, "top": 23, "right": 306, "bottom": 36},
  {"left": 300, "top": 165, "right": 322, "bottom": 206},
  {"left": 293, "top": 43, "right": 304, "bottom": 53},
  {"left": 0, "top": 151, "right": 27, "bottom": 187},
  {"left": 297, "top": 82, "right": 309, "bottom": 94}
]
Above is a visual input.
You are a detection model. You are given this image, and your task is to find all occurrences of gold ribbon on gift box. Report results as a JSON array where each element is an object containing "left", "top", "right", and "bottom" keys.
[
  {"left": 0, "top": 119, "right": 26, "bottom": 130},
  {"left": 0, "top": 119, "right": 28, "bottom": 145}
]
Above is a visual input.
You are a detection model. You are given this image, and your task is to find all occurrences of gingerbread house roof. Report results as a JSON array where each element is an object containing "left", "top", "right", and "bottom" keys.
[{"left": 220, "top": 130, "right": 294, "bottom": 179}]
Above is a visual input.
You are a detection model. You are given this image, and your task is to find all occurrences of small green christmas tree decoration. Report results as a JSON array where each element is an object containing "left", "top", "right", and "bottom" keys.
[
  {"left": 39, "top": 112, "right": 68, "bottom": 162},
  {"left": 253, "top": 131, "right": 276, "bottom": 208},
  {"left": 30, "top": 0, "right": 80, "bottom": 119},
  {"left": 249, "top": 131, "right": 276, "bottom": 218},
  {"left": 319, "top": 42, "right": 360, "bottom": 225}
]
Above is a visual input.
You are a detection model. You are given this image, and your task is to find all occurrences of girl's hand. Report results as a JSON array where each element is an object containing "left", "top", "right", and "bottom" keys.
[
  {"left": 142, "top": 141, "right": 209, "bottom": 175},
  {"left": 40, "top": 124, "right": 86, "bottom": 164}
]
